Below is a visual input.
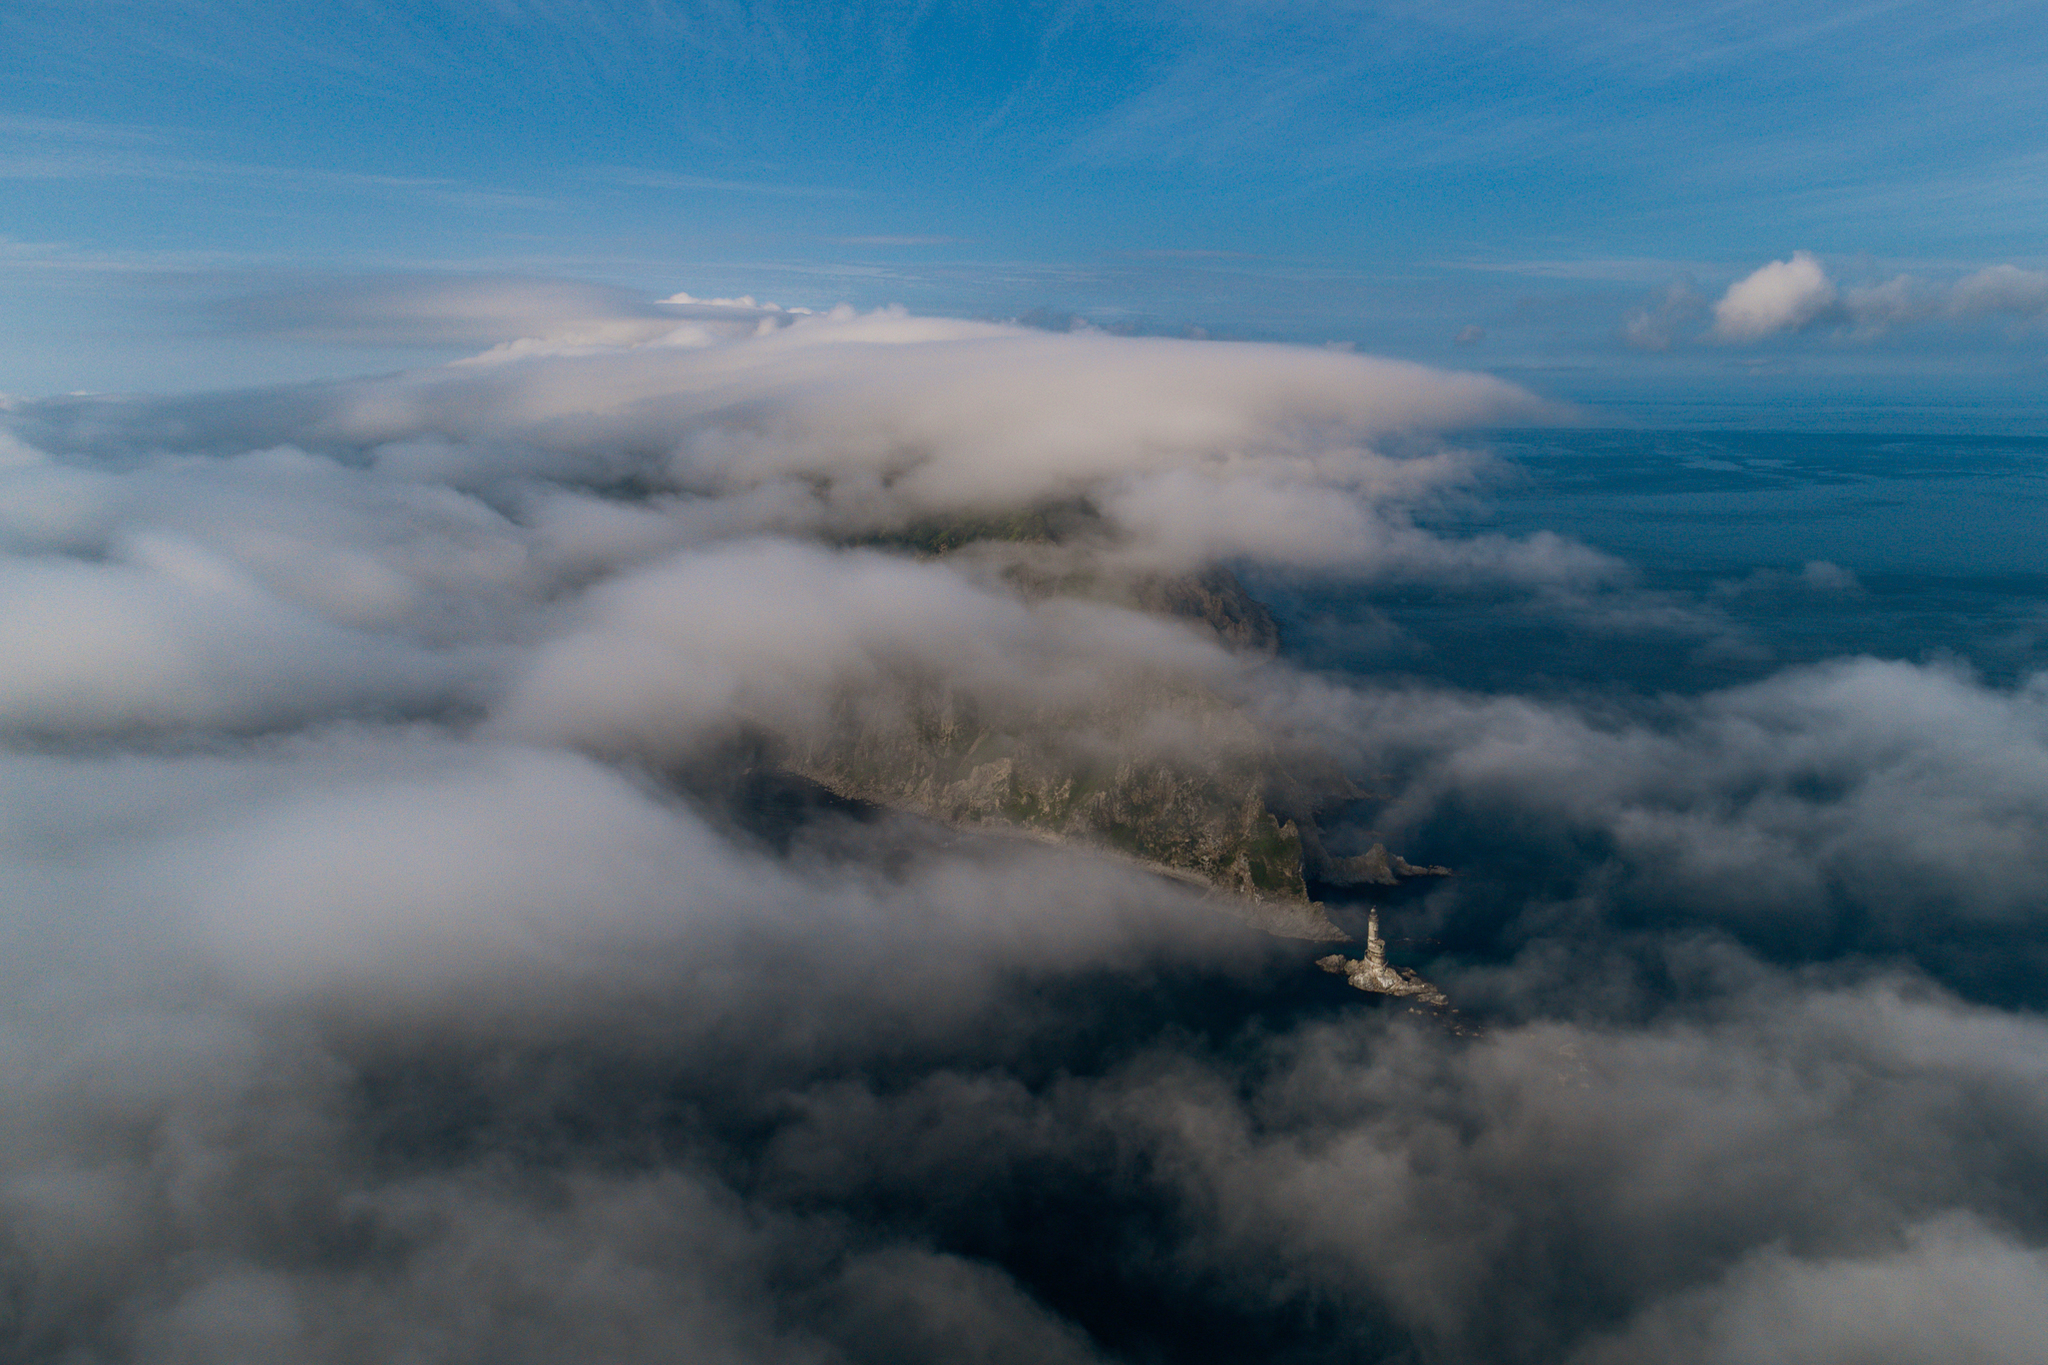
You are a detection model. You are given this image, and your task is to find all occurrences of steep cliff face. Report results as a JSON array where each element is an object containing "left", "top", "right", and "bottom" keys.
[
  {"left": 1129, "top": 565, "right": 1282, "bottom": 657},
  {"left": 790, "top": 689, "right": 1312, "bottom": 903},
  {"left": 794, "top": 514, "right": 1442, "bottom": 939}
]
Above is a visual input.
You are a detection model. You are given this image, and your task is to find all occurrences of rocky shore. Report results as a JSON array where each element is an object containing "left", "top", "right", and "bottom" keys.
[{"left": 1316, "top": 908, "right": 1449, "bottom": 1005}]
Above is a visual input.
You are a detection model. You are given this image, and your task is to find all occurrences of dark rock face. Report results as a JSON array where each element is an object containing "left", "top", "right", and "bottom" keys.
[
  {"left": 1130, "top": 566, "right": 1282, "bottom": 657},
  {"left": 1319, "top": 842, "right": 1455, "bottom": 887},
  {"left": 798, "top": 514, "right": 1441, "bottom": 937},
  {"left": 787, "top": 684, "right": 1349, "bottom": 941}
]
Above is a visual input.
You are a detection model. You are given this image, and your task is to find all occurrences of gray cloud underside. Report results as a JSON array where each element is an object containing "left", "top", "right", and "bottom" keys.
[{"left": 4, "top": 302, "right": 2046, "bottom": 1362}]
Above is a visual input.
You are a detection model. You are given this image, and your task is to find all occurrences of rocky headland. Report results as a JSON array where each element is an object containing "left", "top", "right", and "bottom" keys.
[{"left": 785, "top": 510, "right": 1450, "bottom": 946}]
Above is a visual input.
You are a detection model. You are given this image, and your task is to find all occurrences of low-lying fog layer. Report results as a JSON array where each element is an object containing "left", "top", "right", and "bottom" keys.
[{"left": 5, "top": 303, "right": 2045, "bottom": 1363}]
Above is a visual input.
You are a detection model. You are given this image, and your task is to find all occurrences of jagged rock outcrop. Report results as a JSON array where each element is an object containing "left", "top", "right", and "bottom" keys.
[
  {"left": 1319, "top": 842, "right": 1453, "bottom": 887},
  {"left": 1316, "top": 908, "right": 1449, "bottom": 1005}
]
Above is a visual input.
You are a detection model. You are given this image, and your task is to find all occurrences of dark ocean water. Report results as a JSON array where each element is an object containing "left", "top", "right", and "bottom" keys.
[
  {"left": 1255, "top": 428, "right": 2048, "bottom": 695},
  {"left": 1245, "top": 428, "right": 2048, "bottom": 1012}
]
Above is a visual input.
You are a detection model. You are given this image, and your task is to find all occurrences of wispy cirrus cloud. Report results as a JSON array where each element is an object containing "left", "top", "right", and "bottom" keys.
[
  {"left": 826, "top": 235, "right": 972, "bottom": 247},
  {"left": 0, "top": 115, "right": 554, "bottom": 210},
  {"left": 590, "top": 166, "right": 862, "bottom": 199}
]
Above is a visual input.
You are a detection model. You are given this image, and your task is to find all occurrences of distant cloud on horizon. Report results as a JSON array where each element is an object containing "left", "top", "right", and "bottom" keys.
[
  {"left": 1709, "top": 252, "right": 1838, "bottom": 342},
  {"left": 1621, "top": 253, "right": 2048, "bottom": 349}
]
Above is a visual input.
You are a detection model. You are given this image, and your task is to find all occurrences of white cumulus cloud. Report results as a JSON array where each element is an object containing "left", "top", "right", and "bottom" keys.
[{"left": 1709, "top": 251, "right": 1839, "bottom": 341}]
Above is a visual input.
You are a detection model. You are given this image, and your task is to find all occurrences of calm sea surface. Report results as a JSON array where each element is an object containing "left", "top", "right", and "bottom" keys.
[{"left": 1258, "top": 428, "right": 2048, "bottom": 694}]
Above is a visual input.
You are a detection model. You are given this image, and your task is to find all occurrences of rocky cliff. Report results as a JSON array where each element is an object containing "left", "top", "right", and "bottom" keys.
[
  {"left": 796, "top": 512, "right": 1446, "bottom": 942},
  {"left": 787, "top": 676, "right": 1346, "bottom": 939}
]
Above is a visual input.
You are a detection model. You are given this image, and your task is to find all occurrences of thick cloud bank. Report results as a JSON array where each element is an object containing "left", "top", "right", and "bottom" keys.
[{"left": 6, "top": 301, "right": 2047, "bottom": 1363}]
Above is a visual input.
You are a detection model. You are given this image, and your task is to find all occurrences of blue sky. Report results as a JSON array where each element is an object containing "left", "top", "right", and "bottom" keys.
[{"left": 4, "top": 0, "right": 2046, "bottom": 412}]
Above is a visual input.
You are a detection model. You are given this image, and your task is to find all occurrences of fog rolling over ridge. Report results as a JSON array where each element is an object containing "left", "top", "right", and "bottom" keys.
[{"left": 6, "top": 298, "right": 2048, "bottom": 1364}]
